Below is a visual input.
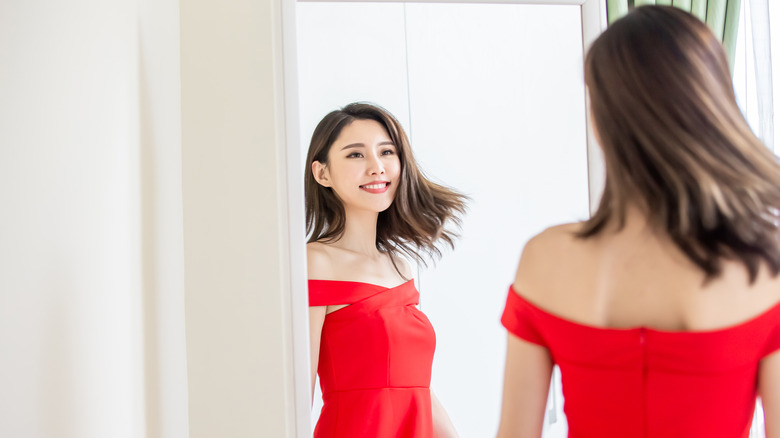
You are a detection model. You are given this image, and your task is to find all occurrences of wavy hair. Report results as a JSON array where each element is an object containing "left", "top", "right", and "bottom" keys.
[
  {"left": 581, "top": 6, "right": 780, "bottom": 282},
  {"left": 304, "top": 102, "right": 468, "bottom": 266}
]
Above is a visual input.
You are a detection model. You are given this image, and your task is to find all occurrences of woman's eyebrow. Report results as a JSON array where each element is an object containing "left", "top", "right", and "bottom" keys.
[
  {"left": 340, "top": 141, "right": 394, "bottom": 151},
  {"left": 340, "top": 143, "right": 365, "bottom": 151}
]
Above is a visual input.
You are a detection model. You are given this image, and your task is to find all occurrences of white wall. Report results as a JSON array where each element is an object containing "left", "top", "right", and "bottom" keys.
[
  {"left": 407, "top": 6, "right": 587, "bottom": 437},
  {"left": 0, "top": 1, "right": 145, "bottom": 436},
  {"left": 296, "top": 3, "right": 412, "bottom": 148},
  {"left": 297, "top": 4, "right": 589, "bottom": 437}
]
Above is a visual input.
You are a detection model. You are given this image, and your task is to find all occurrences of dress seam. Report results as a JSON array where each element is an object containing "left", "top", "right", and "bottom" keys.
[{"left": 323, "top": 386, "right": 430, "bottom": 394}]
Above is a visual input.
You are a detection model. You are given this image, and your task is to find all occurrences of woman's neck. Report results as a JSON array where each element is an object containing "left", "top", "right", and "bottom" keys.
[
  {"left": 614, "top": 202, "right": 669, "bottom": 241},
  {"left": 333, "top": 208, "right": 381, "bottom": 256}
]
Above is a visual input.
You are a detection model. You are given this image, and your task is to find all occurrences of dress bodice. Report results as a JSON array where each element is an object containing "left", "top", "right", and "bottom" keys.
[
  {"left": 501, "top": 286, "right": 780, "bottom": 438},
  {"left": 309, "top": 279, "right": 435, "bottom": 437}
]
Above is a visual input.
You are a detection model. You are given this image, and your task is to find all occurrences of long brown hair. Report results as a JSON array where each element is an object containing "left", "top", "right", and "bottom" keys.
[
  {"left": 581, "top": 5, "right": 780, "bottom": 282},
  {"left": 304, "top": 102, "right": 468, "bottom": 266}
]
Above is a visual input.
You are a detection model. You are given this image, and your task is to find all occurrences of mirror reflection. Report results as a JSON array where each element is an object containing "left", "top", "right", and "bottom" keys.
[{"left": 297, "top": 3, "right": 589, "bottom": 436}]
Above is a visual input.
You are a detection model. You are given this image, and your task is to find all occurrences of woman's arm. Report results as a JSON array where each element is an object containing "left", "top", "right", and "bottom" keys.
[
  {"left": 431, "top": 391, "right": 459, "bottom": 438},
  {"left": 309, "top": 305, "right": 326, "bottom": 402},
  {"left": 496, "top": 334, "right": 553, "bottom": 438},
  {"left": 307, "top": 243, "right": 330, "bottom": 402},
  {"left": 760, "top": 349, "right": 780, "bottom": 438},
  {"left": 496, "top": 228, "right": 557, "bottom": 437}
]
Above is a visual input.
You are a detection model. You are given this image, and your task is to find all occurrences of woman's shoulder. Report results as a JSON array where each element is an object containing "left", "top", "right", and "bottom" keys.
[
  {"left": 306, "top": 241, "right": 338, "bottom": 279},
  {"left": 512, "top": 222, "right": 589, "bottom": 298},
  {"left": 522, "top": 222, "right": 586, "bottom": 258},
  {"left": 389, "top": 253, "right": 414, "bottom": 279},
  {"left": 306, "top": 242, "right": 345, "bottom": 306}
]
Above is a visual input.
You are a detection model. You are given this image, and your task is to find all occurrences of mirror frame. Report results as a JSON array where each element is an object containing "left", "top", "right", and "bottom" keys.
[{"left": 278, "top": 1, "right": 607, "bottom": 435}]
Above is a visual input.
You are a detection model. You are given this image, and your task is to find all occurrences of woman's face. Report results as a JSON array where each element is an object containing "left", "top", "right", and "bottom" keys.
[{"left": 313, "top": 119, "right": 401, "bottom": 214}]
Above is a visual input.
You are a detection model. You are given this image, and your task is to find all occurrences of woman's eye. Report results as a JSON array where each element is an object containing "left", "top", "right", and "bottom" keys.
[
  {"left": 381, "top": 149, "right": 395, "bottom": 156},
  {"left": 347, "top": 152, "right": 363, "bottom": 158}
]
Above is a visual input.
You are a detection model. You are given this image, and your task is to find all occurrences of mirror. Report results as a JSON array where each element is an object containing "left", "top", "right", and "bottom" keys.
[{"left": 295, "top": 1, "right": 601, "bottom": 436}]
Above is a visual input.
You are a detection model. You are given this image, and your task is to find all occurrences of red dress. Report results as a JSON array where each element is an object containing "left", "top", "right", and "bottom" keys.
[
  {"left": 309, "top": 279, "right": 435, "bottom": 438},
  {"left": 501, "top": 286, "right": 780, "bottom": 437}
]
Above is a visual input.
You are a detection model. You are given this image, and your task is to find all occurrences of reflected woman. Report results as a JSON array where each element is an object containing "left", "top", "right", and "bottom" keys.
[
  {"left": 306, "top": 102, "right": 465, "bottom": 437},
  {"left": 498, "top": 6, "right": 780, "bottom": 438}
]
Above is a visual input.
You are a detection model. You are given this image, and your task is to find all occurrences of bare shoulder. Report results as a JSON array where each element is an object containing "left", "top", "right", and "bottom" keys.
[
  {"left": 526, "top": 223, "right": 583, "bottom": 251},
  {"left": 306, "top": 241, "right": 337, "bottom": 280},
  {"left": 390, "top": 253, "right": 414, "bottom": 280},
  {"left": 513, "top": 222, "right": 587, "bottom": 297},
  {"left": 517, "top": 223, "right": 584, "bottom": 270}
]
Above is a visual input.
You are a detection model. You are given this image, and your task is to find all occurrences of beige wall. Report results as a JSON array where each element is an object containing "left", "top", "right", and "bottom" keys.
[
  {"left": 1, "top": 0, "right": 300, "bottom": 436},
  {"left": 180, "top": 0, "right": 301, "bottom": 437}
]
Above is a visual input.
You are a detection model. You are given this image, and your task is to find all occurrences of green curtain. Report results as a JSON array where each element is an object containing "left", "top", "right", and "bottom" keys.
[{"left": 605, "top": 0, "right": 742, "bottom": 72}]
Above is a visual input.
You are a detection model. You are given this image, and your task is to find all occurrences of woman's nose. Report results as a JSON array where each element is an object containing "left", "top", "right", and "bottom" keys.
[{"left": 368, "top": 155, "right": 385, "bottom": 175}]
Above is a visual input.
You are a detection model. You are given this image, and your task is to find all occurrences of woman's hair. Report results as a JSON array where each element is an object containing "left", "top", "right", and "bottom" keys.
[
  {"left": 304, "top": 102, "right": 467, "bottom": 266},
  {"left": 581, "top": 5, "right": 780, "bottom": 282}
]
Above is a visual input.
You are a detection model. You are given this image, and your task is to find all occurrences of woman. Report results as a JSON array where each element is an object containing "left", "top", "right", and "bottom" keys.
[
  {"left": 498, "top": 6, "right": 780, "bottom": 438},
  {"left": 306, "top": 102, "right": 465, "bottom": 437}
]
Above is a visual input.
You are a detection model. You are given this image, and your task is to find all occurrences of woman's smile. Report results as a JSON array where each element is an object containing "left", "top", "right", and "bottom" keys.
[{"left": 360, "top": 181, "right": 391, "bottom": 193}]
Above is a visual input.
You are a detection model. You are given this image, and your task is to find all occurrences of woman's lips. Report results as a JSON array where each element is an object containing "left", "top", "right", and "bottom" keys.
[{"left": 360, "top": 182, "right": 390, "bottom": 193}]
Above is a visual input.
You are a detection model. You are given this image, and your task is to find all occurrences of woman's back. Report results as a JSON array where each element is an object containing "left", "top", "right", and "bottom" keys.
[
  {"left": 517, "top": 213, "right": 780, "bottom": 334},
  {"left": 498, "top": 6, "right": 780, "bottom": 437},
  {"left": 501, "top": 213, "right": 780, "bottom": 437}
]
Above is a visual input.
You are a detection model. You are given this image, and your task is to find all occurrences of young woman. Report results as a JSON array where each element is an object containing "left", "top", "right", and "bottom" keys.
[
  {"left": 306, "top": 102, "right": 466, "bottom": 437},
  {"left": 498, "top": 6, "right": 780, "bottom": 438}
]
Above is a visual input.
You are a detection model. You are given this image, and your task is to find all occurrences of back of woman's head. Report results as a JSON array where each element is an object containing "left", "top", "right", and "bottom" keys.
[
  {"left": 582, "top": 5, "right": 780, "bottom": 281},
  {"left": 304, "top": 102, "right": 467, "bottom": 265}
]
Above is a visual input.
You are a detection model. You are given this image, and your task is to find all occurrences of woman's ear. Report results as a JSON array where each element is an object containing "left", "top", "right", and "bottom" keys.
[{"left": 312, "top": 161, "right": 331, "bottom": 187}]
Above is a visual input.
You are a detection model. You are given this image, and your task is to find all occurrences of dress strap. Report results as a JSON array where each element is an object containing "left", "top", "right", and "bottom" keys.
[
  {"left": 308, "top": 280, "right": 392, "bottom": 306},
  {"left": 500, "top": 286, "right": 547, "bottom": 347}
]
